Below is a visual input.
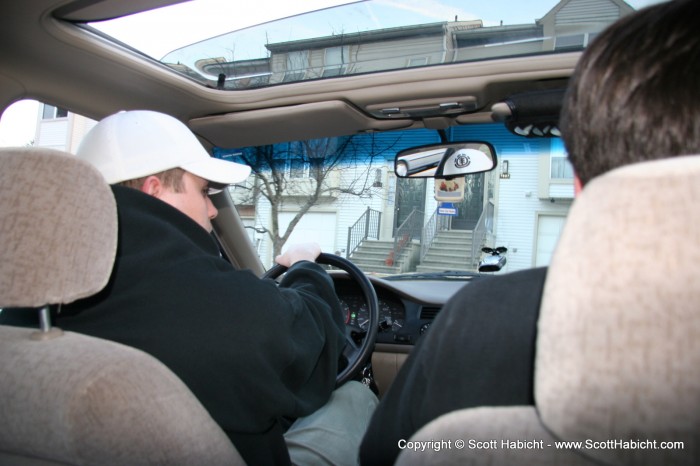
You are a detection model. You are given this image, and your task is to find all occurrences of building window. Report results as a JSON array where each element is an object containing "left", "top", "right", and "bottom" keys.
[
  {"left": 325, "top": 46, "right": 348, "bottom": 65},
  {"left": 287, "top": 51, "right": 308, "bottom": 71},
  {"left": 373, "top": 168, "right": 383, "bottom": 187},
  {"left": 289, "top": 157, "right": 309, "bottom": 179},
  {"left": 550, "top": 138, "right": 573, "bottom": 179},
  {"left": 408, "top": 57, "right": 428, "bottom": 67},
  {"left": 555, "top": 32, "right": 598, "bottom": 51},
  {"left": 551, "top": 156, "right": 574, "bottom": 179},
  {"left": 284, "top": 50, "right": 309, "bottom": 82},
  {"left": 282, "top": 71, "right": 306, "bottom": 82},
  {"left": 42, "top": 105, "right": 68, "bottom": 120},
  {"left": 321, "top": 66, "right": 346, "bottom": 77},
  {"left": 323, "top": 46, "right": 349, "bottom": 77}
]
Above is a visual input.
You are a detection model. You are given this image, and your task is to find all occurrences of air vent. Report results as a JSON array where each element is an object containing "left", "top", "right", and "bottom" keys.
[{"left": 420, "top": 307, "right": 441, "bottom": 319}]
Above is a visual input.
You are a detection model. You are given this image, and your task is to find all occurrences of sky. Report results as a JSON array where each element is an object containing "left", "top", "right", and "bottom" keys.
[
  {"left": 0, "top": 0, "right": 661, "bottom": 147},
  {"left": 0, "top": 100, "right": 40, "bottom": 147},
  {"left": 96, "top": 0, "right": 362, "bottom": 59}
]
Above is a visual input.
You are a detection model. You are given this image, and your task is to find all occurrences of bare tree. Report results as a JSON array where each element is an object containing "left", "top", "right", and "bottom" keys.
[{"left": 234, "top": 134, "right": 398, "bottom": 258}]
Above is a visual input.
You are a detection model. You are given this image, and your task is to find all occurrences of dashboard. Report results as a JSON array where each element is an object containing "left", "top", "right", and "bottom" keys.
[{"left": 331, "top": 273, "right": 479, "bottom": 345}]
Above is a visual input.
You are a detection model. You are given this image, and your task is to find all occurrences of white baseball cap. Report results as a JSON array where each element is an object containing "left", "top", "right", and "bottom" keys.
[{"left": 76, "top": 110, "right": 251, "bottom": 187}]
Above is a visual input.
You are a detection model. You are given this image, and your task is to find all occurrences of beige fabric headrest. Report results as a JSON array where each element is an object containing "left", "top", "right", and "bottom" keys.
[
  {"left": 536, "top": 155, "right": 700, "bottom": 465},
  {"left": 0, "top": 148, "right": 117, "bottom": 307}
]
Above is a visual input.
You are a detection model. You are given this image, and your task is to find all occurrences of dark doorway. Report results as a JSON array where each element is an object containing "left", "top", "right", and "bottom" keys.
[
  {"left": 395, "top": 178, "right": 426, "bottom": 236},
  {"left": 450, "top": 173, "right": 484, "bottom": 230}
]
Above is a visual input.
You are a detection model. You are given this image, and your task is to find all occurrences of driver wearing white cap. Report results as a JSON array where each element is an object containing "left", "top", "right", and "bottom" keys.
[
  {"left": 58, "top": 110, "right": 378, "bottom": 466},
  {"left": 76, "top": 110, "right": 250, "bottom": 232}
]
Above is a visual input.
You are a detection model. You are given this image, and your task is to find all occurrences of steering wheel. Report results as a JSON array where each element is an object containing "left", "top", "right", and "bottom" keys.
[{"left": 263, "top": 253, "right": 379, "bottom": 386}]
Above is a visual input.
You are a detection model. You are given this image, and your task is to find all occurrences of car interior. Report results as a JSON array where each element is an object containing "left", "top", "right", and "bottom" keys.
[
  {"left": 0, "top": 147, "right": 244, "bottom": 465},
  {"left": 395, "top": 155, "right": 700, "bottom": 465},
  {"left": 1, "top": 0, "right": 697, "bottom": 464}
]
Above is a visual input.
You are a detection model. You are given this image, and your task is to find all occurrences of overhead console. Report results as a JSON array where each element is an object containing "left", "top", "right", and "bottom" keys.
[{"left": 365, "top": 96, "right": 479, "bottom": 120}]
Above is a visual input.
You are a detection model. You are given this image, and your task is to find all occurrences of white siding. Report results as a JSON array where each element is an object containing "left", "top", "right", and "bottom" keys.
[
  {"left": 68, "top": 115, "right": 96, "bottom": 153},
  {"left": 279, "top": 212, "right": 337, "bottom": 255},
  {"left": 243, "top": 218, "right": 256, "bottom": 243},
  {"left": 494, "top": 155, "right": 571, "bottom": 272},
  {"left": 494, "top": 156, "right": 540, "bottom": 272},
  {"left": 255, "top": 197, "right": 273, "bottom": 266},
  {"left": 254, "top": 162, "right": 389, "bottom": 267},
  {"left": 556, "top": 0, "right": 621, "bottom": 25},
  {"left": 424, "top": 178, "right": 438, "bottom": 224},
  {"left": 335, "top": 163, "right": 387, "bottom": 253},
  {"left": 354, "top": 35, "right": 445, "bottom": 73},
  {"left": 454, "top": 41, "right": 543, "bottom": 61},
  {"left": 549, "top": 182, "right": 575, "bottom": 198},
  {"left": 36, "top": 112, "right": 95, "bottom": 153},
  {"left": 36, "top": 119, "right": 69, "bottom": 150}
]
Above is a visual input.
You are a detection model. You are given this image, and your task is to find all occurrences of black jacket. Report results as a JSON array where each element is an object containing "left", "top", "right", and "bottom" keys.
[
  {"left": 58, "top": 186, "right": 346, "bottom": 466},
  {"left": 359, "top": 267, "right": 547, "bottom": 465}
]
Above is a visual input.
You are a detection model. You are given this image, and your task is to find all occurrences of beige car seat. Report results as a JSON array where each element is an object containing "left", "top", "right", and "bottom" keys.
[
  {"left": 396, "top": 155, "right": 700, "bottom": 465},
  {"left": 0, "top": 148, "right": 245, "bottom": 465}
]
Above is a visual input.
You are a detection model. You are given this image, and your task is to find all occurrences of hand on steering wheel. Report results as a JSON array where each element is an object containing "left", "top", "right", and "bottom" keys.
[{"left": 263, "top": 253, "right": 379, "bottom": 386}]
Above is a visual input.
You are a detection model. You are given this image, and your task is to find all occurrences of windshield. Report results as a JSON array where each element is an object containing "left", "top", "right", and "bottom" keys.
[
  {"left": 65, "top": 0, "right": 662, "bottom": 278},
  {"left": 86, "top": 0, "right": 658, "bottom": 91},
  {"left": 218, "top": 123, "right": 572, "bottom": 277}
]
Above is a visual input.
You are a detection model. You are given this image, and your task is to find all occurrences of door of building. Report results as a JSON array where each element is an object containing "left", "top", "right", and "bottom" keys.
[
  {"left": 450, "top": 173, "right": 484, "bottom": 230},
  {"left": 535, "top": 214, "right": 566, "bottom": 266},
  {"left": 394, "top": 178, "right": 426, "bottom": 237}
]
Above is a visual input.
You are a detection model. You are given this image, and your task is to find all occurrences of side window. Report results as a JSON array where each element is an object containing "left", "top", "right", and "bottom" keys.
[
  {"left": 0, "top": 99, "right": 39, "bottom": 147},
  {"left": 42, "top": 104, "right": 68, "bottom": 120},
  {"left": 0, "top": 99, "right": 95, "bottom": 152}
]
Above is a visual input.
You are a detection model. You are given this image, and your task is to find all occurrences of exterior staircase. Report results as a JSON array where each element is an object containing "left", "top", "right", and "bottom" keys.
[
  {"left": 348, "top": 240, "right": 412, "bottom": 275},
  {"left": 416, "top": 230, "right": 478, "bottom": 273},
  {"left": 349, "top": 230, "right": 481, "bottom": 275}
]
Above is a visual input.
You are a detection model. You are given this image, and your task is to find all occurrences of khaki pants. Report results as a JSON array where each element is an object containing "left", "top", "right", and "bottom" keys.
[{"left": 285, "top": 381, "right": 379, "bottom": 466}]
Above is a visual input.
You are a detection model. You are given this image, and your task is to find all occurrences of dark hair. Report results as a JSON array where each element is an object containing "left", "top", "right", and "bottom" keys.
[{"left": 560, "top": 0, "right": 700, "bottom": 186}]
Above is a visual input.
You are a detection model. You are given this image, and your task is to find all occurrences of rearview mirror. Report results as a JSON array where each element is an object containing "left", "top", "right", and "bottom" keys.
[{"left": 394, "top": 142, "right": 496, "bottom": 178}]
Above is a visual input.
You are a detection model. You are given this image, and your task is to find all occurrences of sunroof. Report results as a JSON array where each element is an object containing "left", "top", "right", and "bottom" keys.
[{"left": 85, "top": 0, "right": 662, "bottom": 90}]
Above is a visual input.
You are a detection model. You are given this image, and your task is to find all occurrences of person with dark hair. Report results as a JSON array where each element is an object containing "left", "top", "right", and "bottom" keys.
[
  {"left": 359, "top": 1, "right": 700, "bottom": 464},
  {"left": 560, "top": 0, "right": 700, "bottom": 187}
]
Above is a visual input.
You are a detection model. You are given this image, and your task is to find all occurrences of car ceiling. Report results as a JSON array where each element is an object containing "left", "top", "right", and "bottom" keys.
[{"left": 0, "top": 0, "right": 575, "bottom": 150}]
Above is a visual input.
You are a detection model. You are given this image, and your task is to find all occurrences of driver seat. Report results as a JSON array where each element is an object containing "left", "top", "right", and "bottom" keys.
[
  {"left": 0, "top": 148, "right": 245, "bottom": 465},
  {"left": 396, "top": 155, "right": 700, "bottom": 465}
]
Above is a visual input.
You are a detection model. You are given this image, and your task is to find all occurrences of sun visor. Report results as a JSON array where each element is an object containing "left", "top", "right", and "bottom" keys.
[
  {"left": 189, "top": 101, "right": 413, "bottom": 148},
  {"left": 491, "top": 88, "right": 566, "bottom": 138}
]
